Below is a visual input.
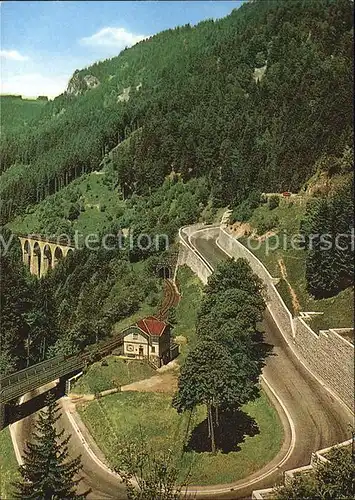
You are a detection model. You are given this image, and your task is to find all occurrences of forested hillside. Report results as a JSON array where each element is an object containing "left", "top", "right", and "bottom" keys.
[
  {"left": 0, "top": 95, "right": 47, "bottom": 135},
  {"left": 1, "top": 0, "right": 353, "bottom": 375},
  {"left": 0, "top": 0, "right": 353, "bottom": 223}
]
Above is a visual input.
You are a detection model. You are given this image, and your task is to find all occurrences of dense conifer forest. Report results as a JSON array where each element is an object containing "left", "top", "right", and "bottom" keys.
[
  {"left": 0, "top": 0, "right": 352, "bottom": 222},
  {"left": 0, "top": 0, "right": 353, "bottom": 374}
]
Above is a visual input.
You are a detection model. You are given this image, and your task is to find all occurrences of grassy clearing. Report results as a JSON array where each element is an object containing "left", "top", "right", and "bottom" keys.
[
  {"left": 71, "top": 356, "right": 156, "bottom": 394},
  {"left": 0, "top": 427, "right": 19, "bottom": 499},
  {"left": 9, "top": 169, "right": 125, "bottom": 237},
  {"left": 174, "top": 266, "right": 204, "bottom": 361},
  {"left": 185, "top": 391, "right": 284, "bottom": 485},
  {"left": 78, "top": 389, "right": 283, "bottom": 486},
  {"left": 239, "top": 200, "right": 354, "bottom": 331}
]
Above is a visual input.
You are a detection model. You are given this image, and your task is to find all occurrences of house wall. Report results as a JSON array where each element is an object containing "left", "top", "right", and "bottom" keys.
[
  {"left": 151, "top": 340, "right": 160, "bottom": 357},
  {"left": 123, "top": 328, "right": 149, "bottom": 357},
  {"left": 122, "top": 325, "right": 173, "bottom": 364}
]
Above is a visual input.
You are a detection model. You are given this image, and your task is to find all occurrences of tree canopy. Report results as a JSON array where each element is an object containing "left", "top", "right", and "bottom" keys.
[
  {"left": 173, "top": 258, "right": 269, "bottom": 452},
  {"left": 276, "top": 446, "right": 355, "bottom": 499}
]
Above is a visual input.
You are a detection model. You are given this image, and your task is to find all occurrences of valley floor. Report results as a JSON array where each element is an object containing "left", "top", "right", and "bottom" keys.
[{"left": 70, "top": 266, "right": 284, "bottom": 487}]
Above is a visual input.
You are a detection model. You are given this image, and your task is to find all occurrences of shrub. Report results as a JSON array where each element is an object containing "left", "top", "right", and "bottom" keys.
[
  {"left": 268, "top": 195, "right": 280, "bottom": 210},
  {"left": 231, "top": 200, "right": 253, "bottom": 222},
  {"left": 67, "top": 203, "right": 80, "bottom": 221},
  {"left": 256, "top": 215, "right": 279, "bottom": 235}
]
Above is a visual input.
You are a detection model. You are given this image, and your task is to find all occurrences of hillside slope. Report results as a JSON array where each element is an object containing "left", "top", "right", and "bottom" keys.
[
  {"left": 0, "top": 0, "right": 353, "bottom": 224},
  {"left": 1, "top": 0, "right": 353, "bottom": 375}
]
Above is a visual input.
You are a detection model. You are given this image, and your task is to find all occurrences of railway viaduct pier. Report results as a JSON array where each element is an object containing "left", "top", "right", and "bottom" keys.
[{"left": 18, "top": 234, "right": 75, "bottom": 278}]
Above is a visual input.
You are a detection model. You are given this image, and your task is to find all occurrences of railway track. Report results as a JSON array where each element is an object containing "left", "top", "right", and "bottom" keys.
[
  {"left": 157, "top": 279, "right": 180, "bottom": 320},
  {"left": 1, "top": 277, "right": 180, "bottom": 406}
]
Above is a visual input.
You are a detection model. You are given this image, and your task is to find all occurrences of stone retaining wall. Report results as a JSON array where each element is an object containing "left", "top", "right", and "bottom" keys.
[
  {"left": 176, "top": 226, "right": 212, "bottom": 284},
  {"left": 294, "top": 318, "right": 354, "bottom": 409},
  {"left": 218, "top": 227, "right": 354, "bottom": 411}
]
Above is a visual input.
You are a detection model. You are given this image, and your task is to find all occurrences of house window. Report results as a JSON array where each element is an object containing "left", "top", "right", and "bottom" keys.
[
  {"left": 133, "top": 332, "right": 138, "bottom": 340},
  {"left": 151, "top": 346, "right": 156, "bottom": 353}
]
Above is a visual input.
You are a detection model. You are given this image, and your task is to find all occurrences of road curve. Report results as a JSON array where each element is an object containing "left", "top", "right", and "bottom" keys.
[
  {"left": 188, "top": 228, "right": 353, "bottom": 498},
  {"left": 11, "top": 228, "right": 353, "bottom": 500},
  {"left": 12, "top": 384, "right": 125, "bottom": 499}
]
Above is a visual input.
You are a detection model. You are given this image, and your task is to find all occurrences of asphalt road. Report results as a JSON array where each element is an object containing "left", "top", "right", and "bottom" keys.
[
  {"left": 189, "top": 230, "right": 354, "bottom": 497},
  {"left": 13, "top": 384, "right": 125, "bottom": 500},
  {"left": 12, "top": 228, "right": 353, "bottom": 500}
]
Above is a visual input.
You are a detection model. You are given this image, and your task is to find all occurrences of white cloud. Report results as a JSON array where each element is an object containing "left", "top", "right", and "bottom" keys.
[
  {"left": 0, "top": 49, "right": 29, "bottom": 61},
  {"left": 80, "top": 27, "right": 147, "bottom": 50},
  {"left": 0, "top": 72, "right": 69, "bottom": 99}
]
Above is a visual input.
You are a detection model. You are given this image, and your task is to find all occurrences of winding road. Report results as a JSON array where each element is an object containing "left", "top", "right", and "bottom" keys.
[
  {"left": 12, "top": 226, "right": 353, "bottom": 499},
  {"left": 188, "top": 228, "right": 353, "bottom": 497}
]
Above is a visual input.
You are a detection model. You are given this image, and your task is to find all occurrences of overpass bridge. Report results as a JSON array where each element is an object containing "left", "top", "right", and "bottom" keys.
[{"left": 0, "top": 332, "right": 124, "bottom": 430}]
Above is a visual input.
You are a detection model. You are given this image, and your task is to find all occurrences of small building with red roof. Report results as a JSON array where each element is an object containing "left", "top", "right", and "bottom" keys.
[{"left": 121, "top": 316, "right": 178, "bottom": 367}]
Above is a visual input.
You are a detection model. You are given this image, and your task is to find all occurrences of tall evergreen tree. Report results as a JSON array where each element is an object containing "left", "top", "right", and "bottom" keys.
[
  {"left": 13, "top": 394, "right": 88, "bottom": 499},
  {"left": 301, "top": 182, "right": 354, "bottom": 298}
]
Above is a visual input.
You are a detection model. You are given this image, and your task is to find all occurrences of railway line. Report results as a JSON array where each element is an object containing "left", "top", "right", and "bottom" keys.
[{"left": 1, "top": 276, "right": 179, "bottom": 411}]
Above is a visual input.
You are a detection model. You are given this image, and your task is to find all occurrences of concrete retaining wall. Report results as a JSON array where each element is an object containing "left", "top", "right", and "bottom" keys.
[
  {"left": 177, "top": 226, "right": 212, "bottom": 285},
  {"left": 218, "top": 226, "right": 295, "bottom": 339},
  {"left": 217, "top": 227, "right": 354, "bottom": 411}
]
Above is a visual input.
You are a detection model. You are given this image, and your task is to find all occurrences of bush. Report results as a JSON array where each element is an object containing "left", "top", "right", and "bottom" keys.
[
  {"left": 256, "top": 215, "right": 279, "bottom": 235},
  {"left": 249, "top": 190, "right": 262, "bottom": 209},
  {"left": 268, "top": 195, "right": 280, "bottom": 210},
  {"left": 231, "top": 200, "right": 253, "bottom": 222},
  {"left": 67, "top": 203, "right": 80, "bottom": 221}
]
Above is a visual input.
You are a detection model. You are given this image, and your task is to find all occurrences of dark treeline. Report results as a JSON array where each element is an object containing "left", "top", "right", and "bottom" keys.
[
  {"left": 0, "top": 176, "right": 210, "bottom": 374},
  {"left": 0, "top": 228, "right": 55, "bottom": 375},
  {"left": 301, "top": 182, "right": 354, "bottom": 298},
  {"left": 0, "top": 0, "right": 353, "bottom": 223}
]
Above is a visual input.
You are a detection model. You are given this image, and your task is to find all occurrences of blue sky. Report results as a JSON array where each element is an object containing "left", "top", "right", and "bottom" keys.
[{"left": 1, "top": 1, "right": 243, "bottom": 98}]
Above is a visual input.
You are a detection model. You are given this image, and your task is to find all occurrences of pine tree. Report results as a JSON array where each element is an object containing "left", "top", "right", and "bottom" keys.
[{"left": 13, "top": 394, "right": 88, "bottom": 499}]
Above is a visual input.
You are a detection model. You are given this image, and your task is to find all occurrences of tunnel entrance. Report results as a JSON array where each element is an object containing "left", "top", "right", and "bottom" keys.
[{"left": 156, "top": 264, "right": 172, "bottom": 279}]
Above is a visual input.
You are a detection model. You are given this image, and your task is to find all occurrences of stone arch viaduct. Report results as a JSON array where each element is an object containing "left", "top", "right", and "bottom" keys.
[{"left": 18, "top": 234, "right": 75, "bottom": 278}]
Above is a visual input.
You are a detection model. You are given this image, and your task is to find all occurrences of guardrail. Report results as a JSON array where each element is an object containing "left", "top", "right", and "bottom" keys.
[{"left": 0, "top": 333, "right": 125, "bottom": 404}]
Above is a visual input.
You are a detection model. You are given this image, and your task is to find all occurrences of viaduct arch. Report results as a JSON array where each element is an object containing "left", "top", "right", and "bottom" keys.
[{"left": 18, "top": 235, "right": 75, "bottom": 278}]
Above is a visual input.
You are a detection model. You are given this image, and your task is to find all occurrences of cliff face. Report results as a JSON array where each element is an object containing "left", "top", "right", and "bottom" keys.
[{"left": 66, "top": 71, "right": 100, "bottom": 96}]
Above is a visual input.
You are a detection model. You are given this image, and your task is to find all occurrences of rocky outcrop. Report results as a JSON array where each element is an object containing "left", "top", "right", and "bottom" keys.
[
  {"left": 117, "top": 86, "right": 131, "bottom": 102},
  {"left": 66, "top": 71, "right": 100, "bottom": 96}
]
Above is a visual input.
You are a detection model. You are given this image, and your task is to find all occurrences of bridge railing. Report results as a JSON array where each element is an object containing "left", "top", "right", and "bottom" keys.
[
  {"left": 17, "top": 232, "right": 75, "bottom": 248},
  {"left": 0, "top": 356, "right": 66, "bottom": 389},
  {"left": 1, "top": 356, "right": 84, "bottom": 404},
  {"left": 0, "top": 332, "right": 125, "bottom": 404}
]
